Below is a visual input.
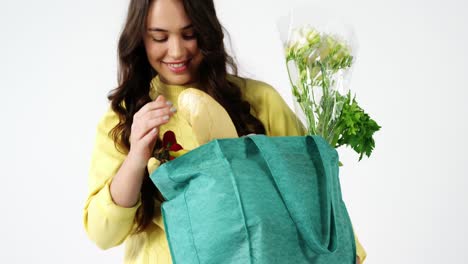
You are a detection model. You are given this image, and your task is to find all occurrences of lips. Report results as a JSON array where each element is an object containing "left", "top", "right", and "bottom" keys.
[{"left": 164, "top": 59, "right": 191, "bottom": 73}]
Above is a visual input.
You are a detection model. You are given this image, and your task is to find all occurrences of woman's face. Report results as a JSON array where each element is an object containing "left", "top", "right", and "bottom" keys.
[{"left": 143, "top": 0, "right": 203, "bottom": 85}]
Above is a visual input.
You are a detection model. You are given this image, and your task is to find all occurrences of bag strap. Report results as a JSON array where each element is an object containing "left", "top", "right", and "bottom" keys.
[{"left": 248, "top": 135, "right": 338, "bottom": 254}]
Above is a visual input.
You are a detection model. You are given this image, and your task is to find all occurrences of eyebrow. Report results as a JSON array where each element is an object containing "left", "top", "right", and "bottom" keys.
[{"left": 147, "top": 24, "right": 193, "bottom": 32}]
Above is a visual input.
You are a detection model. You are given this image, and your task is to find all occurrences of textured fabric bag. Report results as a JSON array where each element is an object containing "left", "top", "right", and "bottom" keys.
[{"left": 150, "top": 135, "right": 356, "bottom": 264}]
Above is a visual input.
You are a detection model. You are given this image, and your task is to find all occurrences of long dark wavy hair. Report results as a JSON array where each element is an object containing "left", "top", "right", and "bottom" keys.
[{"left": 107, "top": 0, "right": 266, "bottom": 234}]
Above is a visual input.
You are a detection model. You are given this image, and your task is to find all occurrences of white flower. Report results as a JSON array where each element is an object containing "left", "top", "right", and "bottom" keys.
[{"left": 286, "top": 25, "right": 320, "bottom": 59}]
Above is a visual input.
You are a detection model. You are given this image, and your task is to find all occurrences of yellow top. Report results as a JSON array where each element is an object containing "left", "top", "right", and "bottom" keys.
[{"left": 83, "top": 75, "right": 367, "bottom": 263}]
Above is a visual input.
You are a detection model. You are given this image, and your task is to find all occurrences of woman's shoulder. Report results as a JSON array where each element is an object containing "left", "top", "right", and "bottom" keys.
[
  {"left": 95, "top": 104, "right": 121, "bottom": 136},
  {"left": 227, "top": 75, "right": 281, "bottom": 103},
  {"left": 226, "top": 75, "right": 304, "bottom": 136}
]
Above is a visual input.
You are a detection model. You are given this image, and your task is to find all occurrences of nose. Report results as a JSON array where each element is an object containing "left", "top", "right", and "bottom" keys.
[{"left": 167, "top": 36, "right": 185, "bottom": 60}]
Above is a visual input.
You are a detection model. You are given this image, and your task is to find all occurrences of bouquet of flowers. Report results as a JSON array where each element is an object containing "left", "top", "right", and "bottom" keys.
[{"left": 278, "top": 8, "right": 381, "bottom": 161}]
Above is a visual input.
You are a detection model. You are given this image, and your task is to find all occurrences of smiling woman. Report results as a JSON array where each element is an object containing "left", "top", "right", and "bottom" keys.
[
  {"left": 83, "top": 0, "right": 366, "bottom": 263},
  {"left": 143, "top": 0, "right": 203, "bottom": 85}
]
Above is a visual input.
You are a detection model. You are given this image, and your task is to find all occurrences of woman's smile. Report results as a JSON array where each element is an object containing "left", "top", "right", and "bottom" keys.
[{"left": 163, "top": 59, "right": 191, "bottom": 73}]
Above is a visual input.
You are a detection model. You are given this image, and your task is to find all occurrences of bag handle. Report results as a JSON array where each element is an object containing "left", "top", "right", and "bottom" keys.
[{"left": 248, "top": 135, "right": 338, "bottom": 254}]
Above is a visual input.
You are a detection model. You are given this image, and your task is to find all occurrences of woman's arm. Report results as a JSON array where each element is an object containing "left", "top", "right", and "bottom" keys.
[
  {"left": 83, "top": 95, "right": 174, "bottom": 249},
  {"left": 83, "top": 107, "right": 143, "bottom": 249}
]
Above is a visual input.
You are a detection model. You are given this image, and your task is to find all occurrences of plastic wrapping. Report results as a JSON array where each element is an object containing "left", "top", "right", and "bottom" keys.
[
  {"left": 277, "top": 5, "right": 358, "bottom": 146},
  {"left": 277, "top": 6, "right": 380, "bottom": 161}
]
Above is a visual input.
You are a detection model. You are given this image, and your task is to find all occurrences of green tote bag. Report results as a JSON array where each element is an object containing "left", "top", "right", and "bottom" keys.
[{"left": 150, "top": 135, "right": 356, "bottom": 264}]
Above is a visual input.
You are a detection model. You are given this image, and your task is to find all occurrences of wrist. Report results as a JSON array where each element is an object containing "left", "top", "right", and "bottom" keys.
[{"left": 126, "top": 149, "right": 149, "bottom": 171}]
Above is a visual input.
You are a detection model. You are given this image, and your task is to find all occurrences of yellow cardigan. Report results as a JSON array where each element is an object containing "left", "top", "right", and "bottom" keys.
[{"left": 83, "top": 76, "right": 367, "bottom": 263}]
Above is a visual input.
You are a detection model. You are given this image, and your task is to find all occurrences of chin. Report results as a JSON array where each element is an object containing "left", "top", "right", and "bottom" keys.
[
  {"left": 169, "top": 76, "right": 190, "bottom": 85},
  {"left": 160, "top": 73, "right": 195, "bottom": 86}
]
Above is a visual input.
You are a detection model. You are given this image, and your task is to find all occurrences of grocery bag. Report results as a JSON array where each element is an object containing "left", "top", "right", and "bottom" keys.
[{"left": 150, "top": 135, "right": 356, "bottom": 264}]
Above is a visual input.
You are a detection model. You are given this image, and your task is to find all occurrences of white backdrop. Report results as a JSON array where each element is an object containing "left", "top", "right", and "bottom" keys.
[{"left": 1, "top": 0, "right": 467, "bottom": 263}]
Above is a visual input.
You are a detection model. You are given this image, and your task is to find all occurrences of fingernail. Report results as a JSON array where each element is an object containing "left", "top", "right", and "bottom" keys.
[
  {"left": 170, "top": 107, "right": 177, "bottom": 113},
  {"left": 166, "top": 101, "right": 173, "bottom": 106},
  {"left": 152, "top": 128, "right": 158, "bottom": 134},
  {"left": 163, "top": 115, "right": 170, "bottom": 120}
]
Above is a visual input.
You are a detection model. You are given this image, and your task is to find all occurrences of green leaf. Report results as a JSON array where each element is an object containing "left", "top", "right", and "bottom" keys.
[{"left": 335, "top": 93, "right": 381, "bottom": 160}]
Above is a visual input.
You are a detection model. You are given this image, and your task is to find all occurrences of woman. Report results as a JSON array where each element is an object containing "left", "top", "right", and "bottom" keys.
[{"left": 83, "top": 0, "right": 367, "bottom": 263}]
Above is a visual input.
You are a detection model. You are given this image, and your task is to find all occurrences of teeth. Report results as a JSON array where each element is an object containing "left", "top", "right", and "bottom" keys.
[{"left": 168, "top": 62, "right": 186, "bottom": 68}]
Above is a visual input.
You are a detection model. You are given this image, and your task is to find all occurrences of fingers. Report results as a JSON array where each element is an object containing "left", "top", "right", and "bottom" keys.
[
  {"left": 140, "top": 127, "right": 159, "bottom": 147},
  {"left": 131, "top": 95, "right": 177, "bottom": 141},
  {"left": 138, "top": 114, "right": 171, "bottom": 137},
  {"left": 144, "top": 105, "right": 176, "bottom": 121},
  {"left": 135, "top": 95, "right": 173, "bottom": 119}
]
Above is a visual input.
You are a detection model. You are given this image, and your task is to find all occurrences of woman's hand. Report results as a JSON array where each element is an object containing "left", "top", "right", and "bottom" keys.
[
  {"left": 110, "top": 95, "right": 175, "bottom": 208},
  {"left": 128, "top": 95, "right": 176, "bottom": 168}
]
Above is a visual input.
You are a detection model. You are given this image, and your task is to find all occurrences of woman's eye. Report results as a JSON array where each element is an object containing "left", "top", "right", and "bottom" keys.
[
  {"left": 150, "top": 34, "right": 196, "bottom": 42},
  {"left": 152, "top": 37, "right": 167, "bottom": 43},
  {"left": 183, "top": 34, "right": 196, "bottom": 40}
]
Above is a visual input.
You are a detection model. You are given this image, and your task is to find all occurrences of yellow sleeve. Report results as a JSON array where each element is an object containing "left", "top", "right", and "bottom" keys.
[
  {"left": 240, "top": 78, "right": 305, "bottom": 137},
  {"left": 83, "top": 106, "right": 141, "bottom": 250},
  {"left": 355, "top": 230, "right": 367, "bottom": 263},
  {"left": 263, "top": 86, "right": 306, "bottom": 136}
]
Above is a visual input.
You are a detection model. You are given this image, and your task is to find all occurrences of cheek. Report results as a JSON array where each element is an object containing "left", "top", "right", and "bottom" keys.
[
  {"left": 186, "top": 41, "right": 200, "bottom": 55},
  {"left": 148, "top": 48, "right": 165, "bottom": 62},
  {"left": 145, "top": 41, "right": 166, "bottom": 62},
  {"left": 187, "top": 42, "right": 203, "bottom": 67}
]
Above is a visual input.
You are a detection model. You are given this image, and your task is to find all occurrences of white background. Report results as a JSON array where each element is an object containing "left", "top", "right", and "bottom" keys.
[{"left": 1, "top": 0, "right": 467, "bottom": 263}]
